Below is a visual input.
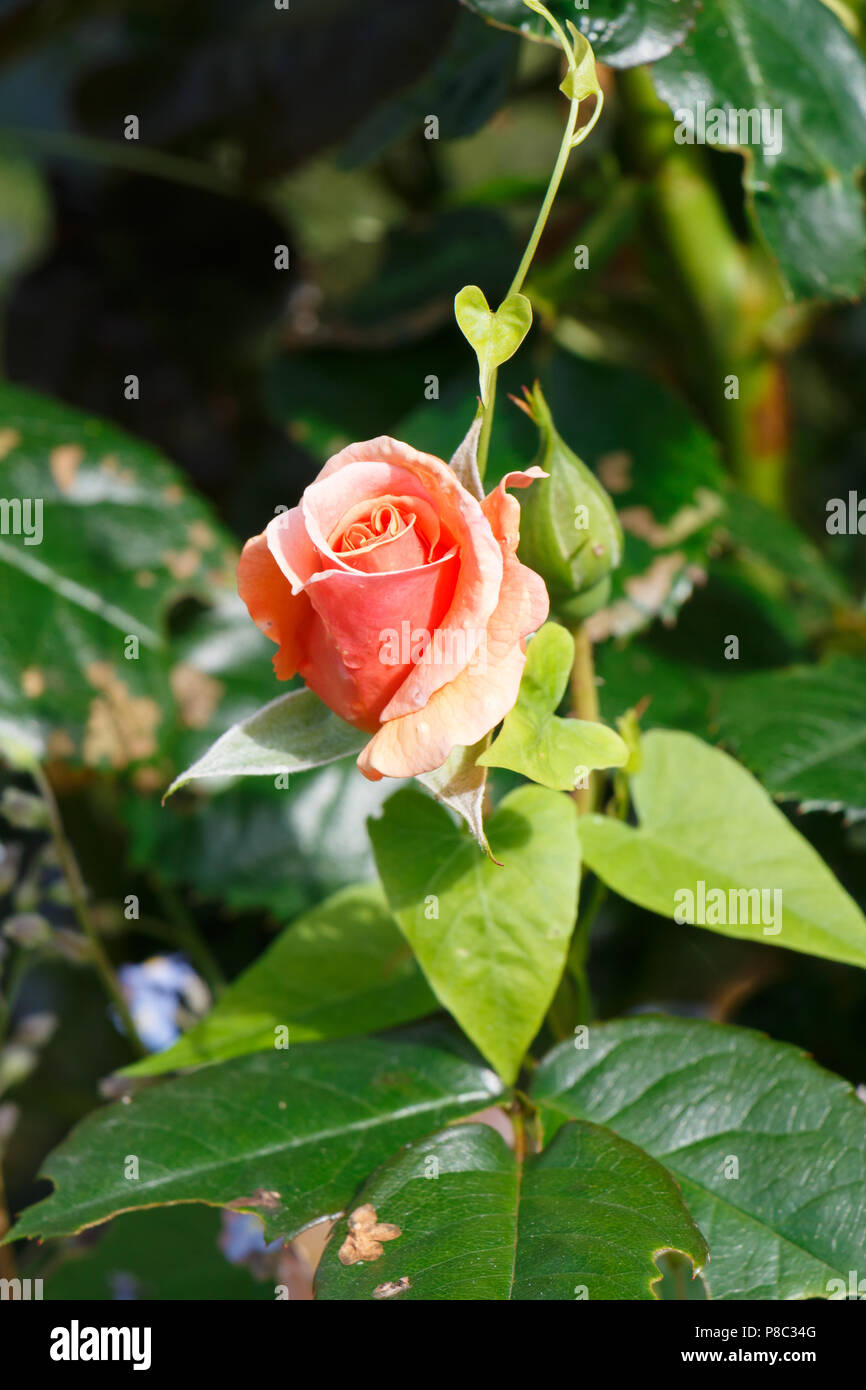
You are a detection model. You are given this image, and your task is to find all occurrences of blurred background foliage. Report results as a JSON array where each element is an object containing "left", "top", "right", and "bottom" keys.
[{"left": 0, "top": 0, "right": 864, "bottom": 1298}]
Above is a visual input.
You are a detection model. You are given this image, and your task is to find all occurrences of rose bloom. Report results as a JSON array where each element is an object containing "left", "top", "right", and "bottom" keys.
[{"left": 238, "top": 436, "right": 549, "bottom": 781}]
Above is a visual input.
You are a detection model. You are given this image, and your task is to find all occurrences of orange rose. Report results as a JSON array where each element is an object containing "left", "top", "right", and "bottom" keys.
[{"left": 237, "top": 436, "right": 548, "bottom": 780}]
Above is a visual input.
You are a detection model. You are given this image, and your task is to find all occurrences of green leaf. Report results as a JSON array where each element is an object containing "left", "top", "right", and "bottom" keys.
[
  {"left": 464, "top": 0, "right": 701, "bottom": 67},
  {"left": 369, "top": 785, "right": 580, "bottom": 1083},
  {"left": 713, "top": 659, "right": 866, "bottom": 820},
  {"left": 559, "top": 27, "right": 603, "bottom": 107},
  {"left": 0, "top": 382, "right": 238, "bottom": 769},
  {"left": 118, "top": 883, "right": 436, "bottom": 1078},
  {"left": 721, "top": 491, "right": 848, "bottom": 607},
  {"left": 651, "top": 0, "right": 866, "bottom": 299},
  {"left": 315, "top": 1120, "right": 707, "bottom": 1300},
  {"left": 454, "top": 284, "right": 532, "bottom": 406},
  {"left": 532, "top": 1016, "right": 866, "bottom": 1300},
  {"left": 43, "top": 1206, "right": 274, "bottom": 1301},
  {"left": 578, "top": 729, "right": 866, "bottom": 969},
  {"left": 165, "top": 688, "right": 367, "bottom": 796},
  {"left": 8, "top": 1038, "right": 504, "bottom": 1243},
  {"left": 479, "top": 623, "right": 628, "bottom": 790}
]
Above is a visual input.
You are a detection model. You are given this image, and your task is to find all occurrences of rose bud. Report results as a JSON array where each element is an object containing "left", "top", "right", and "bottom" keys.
[{"left": 516, "top": 383, "right": 623, "bottom": 621}]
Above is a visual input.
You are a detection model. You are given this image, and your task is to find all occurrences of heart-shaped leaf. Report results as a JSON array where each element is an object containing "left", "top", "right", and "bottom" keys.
[
  {"left": 579, "top": 730, "right": 866, "bottom": 968},
  {"left": 369, "top": 784, "right": 580, "bottom": 1083},
  {"left": 479, "top": 623, "right": 628, "bottom": 791},
  {"left": 454, "top": 284, "right": 532, "bottom": 406}
]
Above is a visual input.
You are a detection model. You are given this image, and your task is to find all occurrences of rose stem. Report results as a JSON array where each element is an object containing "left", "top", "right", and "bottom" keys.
[
  {"left": 476, "top": 2, "right": 604, "bottom": 477},
  {"left": 569, "top": 624, "right": 600, "bottom": 815}
]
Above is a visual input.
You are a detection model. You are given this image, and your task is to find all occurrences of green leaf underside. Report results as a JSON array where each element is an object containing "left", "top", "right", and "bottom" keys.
[
  {"left": 464, "top": 0, "right": 701, "bottom": 68},
  {"left": 579, "top": 730, "right": 866, "bottom": 969},
  {"left": 315, "top": 1120, "right": 706, "bottom": 1300},
  {"left": 8, "top": 1039, "right": 503, "bottom": 1244},
  {"left": 531, "top": 1016, "right": 866, "bottom": 1300},
  {"left": 166, "top": 687, "right": 367, "bottom": 795},
  {"left": 713, "top": 659, "right": 866, "bottom": 818},
  {"left": 454, "top": 285, "right": 532, "bottom": 406},
  {"left": 651, "top": 0, "right": 866, "bottom": 299},
  {"left": 479, "top": 623, "right": 628, "bottom": 789},
  {"left": 119, "top": 883, "right": 437, "bottom": 1078},
  {"left": 370, "top": 785, "right": 580, "bottom": 1084}
]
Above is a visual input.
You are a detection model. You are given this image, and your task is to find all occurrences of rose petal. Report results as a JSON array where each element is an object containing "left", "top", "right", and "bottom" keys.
[
  {"left": 483, "top": 467, "right": 548, "bottom": 557},
  {"left": 262, "top": 502, "right": 320, "bottom": 595},
  {"left": 330, "top": 494, "right": 443, "bottom": 563},
  {"left": 358, "top": 549, "right": 549, "bottom": 779},
  {"left": 299, "top": 549, "right": 460, "bottom": 730},
  {"left": 319, "top": 440, "right": 503, "bottom": 719},
  {"left": 237, "top": 532, "right": 313, "bottom": 679},
  {"left": 301, "top": 462, "right": 440, "bottom": 572}
]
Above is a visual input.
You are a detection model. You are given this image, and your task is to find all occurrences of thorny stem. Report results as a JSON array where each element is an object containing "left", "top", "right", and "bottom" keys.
[
  {"left": 32, "top": 767, "right": 147, "bottom": 1057},
  {"left": 476, "top": 4, "right": 604, "bottom": 477}
]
